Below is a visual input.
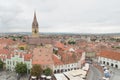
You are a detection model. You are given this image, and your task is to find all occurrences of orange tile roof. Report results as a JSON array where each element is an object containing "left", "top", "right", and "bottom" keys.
[
  {"left": 0, "top": 49, "right": 9, "bottom": 54},
  {"left": 7, "top": 55, "right": 11, "bottom": 59},
  {"left": 55, "top": 41, "right": 72, "bottom": 51},
  {"left": 52, "top": 54, "right": 63, "bottom": 65},
  {"left": 18, "top": 42, "right": 27, "bottom": 46},
  {"left": 75, "top": 49, "right": 84, "bottom": 53},
  {"left": 32, "top": 47, "right": 54, "bottom": 65},
  {"left": 0, "top": 38, "right": 15, "bottom": 45},
  {"left": 99, "top": 50, "right": 120, "bottom": 61},
  {"left": 24, "top": 54, "right": 32, "bottom": 61},
  {"left": 0, "top": 56, "right": 6, "bottom": 59},
  {"left": 55, "top": 41, "right": 64, "bottom": 49}
]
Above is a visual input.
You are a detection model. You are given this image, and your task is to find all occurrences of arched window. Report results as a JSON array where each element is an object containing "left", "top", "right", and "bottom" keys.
[
  {"left": 65, "top": 69, "right": 67, "bottom": 72},
  {"left": 54, "top": 70, "right": 56, "bottom": 74},
  {"left": 57, "top": 70, "right": 60, "bottom": 73},
  {"left": 107, "top": 62, "right": 109, "bottom": 65},
  {"left": 68, "top": 69, "right": 70, "bottom": 71},
  {"left": 111, "top": 63, "right": 113, "bottom": 67},
  {"left": 74, "top": 68, "right": 76, "bottom": 70},
  {"left": 34, "top": 29, "right": 37, "bottom": 33},
  {"left": 61, "top": 69, "right": 63, "bottom": 73},
  {"left": 103, "top": 61, "right": 105, "bottom": 64},
  {"left": 115, "top": 65, "right": 118, "bottom": 68}
]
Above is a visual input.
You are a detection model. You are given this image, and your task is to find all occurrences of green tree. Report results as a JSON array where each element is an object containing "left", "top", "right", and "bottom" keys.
[
  {"left": 12, "top": 38, "right": 16, "bottom": 41},
  {"left": 31, "top": 64, "right": 43, "bottom": 77},
  {"left": 68, "top": 38, "right": 75, "bottom": 44},
  {"left": 19, "top": 47, "right": 24, "bottom": 50},
  {"left": 0, "top": 59, "right": 4, "bottom": 70},
  {"left": 68, "top": 41, "right": 76, "bottom": 45},
  {"left": 53, "top": 49, "right": 58, "bottom": 55},
  {"left": 43, "top": 67, "right": 52, "bottom": 76},
  {"left": 15, "top": 62, "right": 27, "bottom": 75}
]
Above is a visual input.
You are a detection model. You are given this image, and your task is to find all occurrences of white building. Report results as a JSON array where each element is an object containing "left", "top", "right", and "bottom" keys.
[
  {"left": 98, "top": 50, "right": 120, "bottom": 69},
  {"left": 53, "top": 62, "right": 79, "bottom": 73},
  {"left": 53, "top": 52, "right": 86, "bottom": 73}
]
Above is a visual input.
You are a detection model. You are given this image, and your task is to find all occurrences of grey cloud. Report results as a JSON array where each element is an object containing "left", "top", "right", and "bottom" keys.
[{"left": 0, "top": 0, "right": 120, "bottom": 33}]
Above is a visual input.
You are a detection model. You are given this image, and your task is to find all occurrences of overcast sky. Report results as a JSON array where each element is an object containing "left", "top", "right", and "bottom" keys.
[{"left": 0, "top": 0, "right": 120, "bottom": 33}]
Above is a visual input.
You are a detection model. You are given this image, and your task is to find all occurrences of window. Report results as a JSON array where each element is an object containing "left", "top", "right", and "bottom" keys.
[
  {"left": 68, "top": 65, "right": 70, "bottom": 67},
  {"left": 107, "top": 62, "right": 109, "bottom": 65},
  {"left": 7, "top": 61, "right": 9, "bottom": 64},
  {"left": 115, "top": 65, "right": 118, "bottom": 68},
  {"left": 13, "top": 61, "right": 14, "bottom": 66},
  {"left": 103, "top": 61, "right": 105, "bottom": 64},
  {"left": 111, "top": 63, "right": 113, "bottom": 67}
]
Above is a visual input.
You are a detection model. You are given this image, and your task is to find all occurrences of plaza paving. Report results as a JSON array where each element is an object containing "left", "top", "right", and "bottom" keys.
[
  {"left": 86, "top": 64, "right": 103, "bottom": 80},
  {"left": 0, "top": 71, "right": 28, "bottom": 80},
  {"left": 0, "top": 71, "right": 16, "bottom": 80},
  {"left": 109, "top": 68, "right": 120, "bottom": 80}
]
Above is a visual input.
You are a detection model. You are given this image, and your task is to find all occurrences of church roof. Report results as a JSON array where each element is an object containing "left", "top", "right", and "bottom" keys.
[{"left": 32, "top": 11, "right": 38, "bottom": 28}]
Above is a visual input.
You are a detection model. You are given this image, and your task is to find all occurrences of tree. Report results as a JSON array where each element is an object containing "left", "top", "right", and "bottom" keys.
[
  {"left": 31, "top": 64, "right": 43, "bottom": 77},
  {"left": 68, "top": 41, "right": 76, "bottom": 44},
  {"left": 12, "top": 37, "right": 16, "bottom": 41},
  {"left": 68, "top": 40, "right": 76, "bottom": 45},
  {"left": 0, "top": 59, "right": 4, "bottom": 70},
  {"left": 53, "top": 49, "right": 58, "bottom": 55},
  {"left": 15, "top": 62, "right": 27, "bottom": 75},
  {"left": 19, "top": 47, "right": 24, "bottom": 50},
  {"left": 43, "top": 67, "right": 52, "bottom": 76}
]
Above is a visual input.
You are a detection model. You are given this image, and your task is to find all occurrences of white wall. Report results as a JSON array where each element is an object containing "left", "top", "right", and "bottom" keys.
[{"left": 98, "top": 56, "right": 120, "bottom": 69}]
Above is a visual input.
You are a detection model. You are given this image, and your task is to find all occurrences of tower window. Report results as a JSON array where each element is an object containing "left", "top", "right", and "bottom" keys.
[{"left": 34, "top": 29, "right": 37, "bottom": 33}]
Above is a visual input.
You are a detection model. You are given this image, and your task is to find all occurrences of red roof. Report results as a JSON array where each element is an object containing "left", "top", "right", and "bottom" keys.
[
  {"left": 0, "top": 38, "right": 15, "bottom": 45},
  {"left": 52, "top": 54, "right": 63, "bottom": 65},
  {"left": 99, "top": 50, "right": 120, "bottom": 61},
  {"left": 32, "top": 48, "right": 54, "bottom": 65},
  {"left": 55, "top": 41, "right": 64, "bottom": 49},
  {"left": 24, "top": 54, "right": 32, "bottom": 61},
  {"left": 0, "top": 49, "right": 9, "bottom": 54},
  {"left": 55, "top": 41, "right": 71, "bottom": 51}
]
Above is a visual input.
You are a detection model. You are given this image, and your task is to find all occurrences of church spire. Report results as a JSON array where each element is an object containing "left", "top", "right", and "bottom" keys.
[
  {"left": 32, "top": 11, "right": 39, "bottom": 37},
  {"left": 32, "top": 11, "right": 38, "bottom": 27}
]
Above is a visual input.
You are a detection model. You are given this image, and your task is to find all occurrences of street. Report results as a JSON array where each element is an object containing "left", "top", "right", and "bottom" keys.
[
  {"left": 109, "top": 67, "right": 120, "bottom": 80},
  {"left": 0, "top": 71, "right": 16, "bottom": 80},
  {"left": 0, "top": 71, "right": 28, "bottom": 80},
  {"left": 87, "top": 64, "right": 102, "bottom": 80}
]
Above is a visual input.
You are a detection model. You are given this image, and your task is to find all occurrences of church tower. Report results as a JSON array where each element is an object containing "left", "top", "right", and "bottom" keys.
[{"left": 32, "top": 11, "right": 39, "bottom": 37}]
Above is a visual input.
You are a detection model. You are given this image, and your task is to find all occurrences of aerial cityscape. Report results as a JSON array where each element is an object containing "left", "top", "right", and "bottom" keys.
[{"left": 0, "top": 0, "right": 120, "bottom": 80}]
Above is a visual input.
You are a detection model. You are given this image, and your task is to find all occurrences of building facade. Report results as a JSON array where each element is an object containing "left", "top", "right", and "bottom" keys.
[
  {"left": 98, "top": 50, "right": 120, "bottom": 69},
  {"left": 53, "top": 52, "right": 86, "bottom": 73},
  {"left": 6, "top": 50, "right": 32, "bottom": 71}
]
